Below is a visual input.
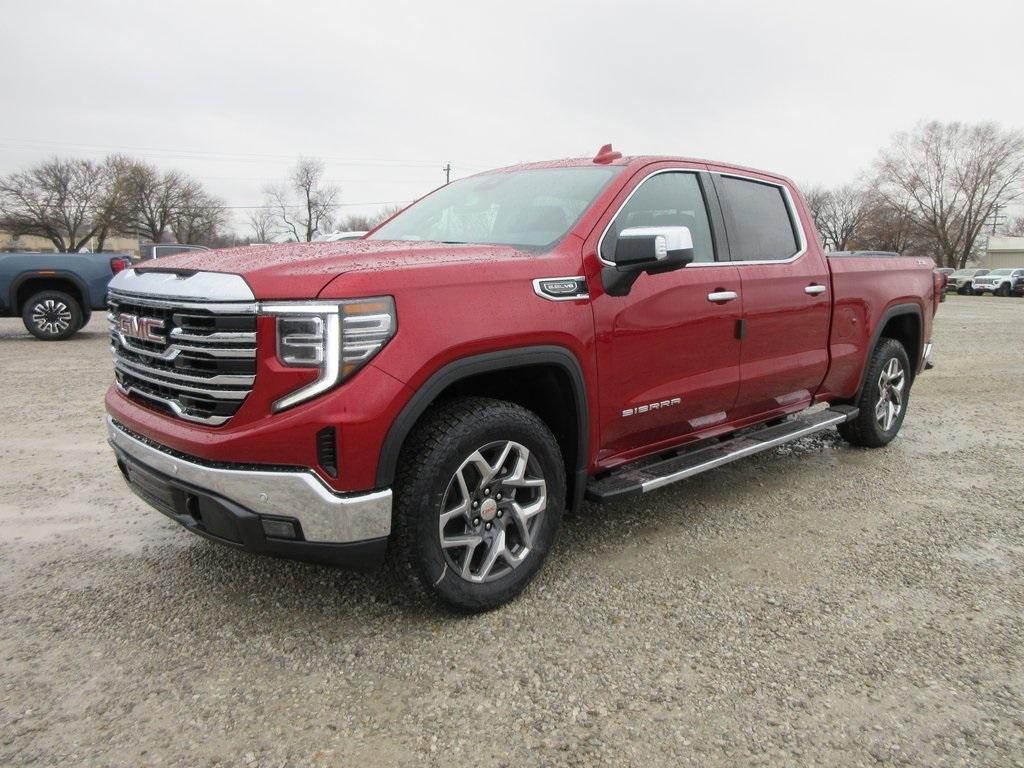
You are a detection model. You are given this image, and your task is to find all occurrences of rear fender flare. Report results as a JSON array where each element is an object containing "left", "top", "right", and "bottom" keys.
[
  {"left": 853, "top": 302, "right": 922, "bottom": 400},
  {"left": 10, "top": 270, "right": 92, "bottom": 313}
]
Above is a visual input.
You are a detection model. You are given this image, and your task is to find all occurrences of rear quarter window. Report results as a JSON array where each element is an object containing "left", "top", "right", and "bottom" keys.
[{"left": 717, "top": 176, "right": 800, "bottom": 262}]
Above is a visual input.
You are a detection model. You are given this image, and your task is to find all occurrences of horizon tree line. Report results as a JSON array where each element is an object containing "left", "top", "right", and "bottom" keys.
[
  {"left": 3, "top": 121, "right": 1023, "bottom": 262},
  {"left": 804, "top": 121, "right": 1024, "bottom": 268}
]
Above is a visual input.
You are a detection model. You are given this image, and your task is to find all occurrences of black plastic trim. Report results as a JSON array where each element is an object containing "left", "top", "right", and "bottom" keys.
[
  {"left": 376, "top": 346, "right": 590, "bottom": 512},
  {"left": 853, "top": 303, "right": 923, "bottom": 400},
  {"left": 700, "top": 171, "right": 732, "bottom": 262},
  {"left": 9, "top": 270, "right": 95, "bottom": 313}
]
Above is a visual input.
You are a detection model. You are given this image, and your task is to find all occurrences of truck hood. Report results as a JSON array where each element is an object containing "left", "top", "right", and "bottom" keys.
[{"left": 135, "top": 240, "right": 538, "bottom": 299}]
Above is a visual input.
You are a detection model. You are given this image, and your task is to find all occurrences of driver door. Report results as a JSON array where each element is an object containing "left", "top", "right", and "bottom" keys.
[{"left": 585, "top": 167, "right": 743, "bottom": 465}]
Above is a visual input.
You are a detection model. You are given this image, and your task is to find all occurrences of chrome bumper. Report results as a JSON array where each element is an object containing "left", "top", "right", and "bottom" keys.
[{"left": 106, "top": 417, "right": 392, "bottom": 543}]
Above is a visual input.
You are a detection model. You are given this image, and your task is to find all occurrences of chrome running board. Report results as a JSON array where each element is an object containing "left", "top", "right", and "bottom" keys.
[{"left": 585, "top": 405, "right": 858, "bottom": 502}]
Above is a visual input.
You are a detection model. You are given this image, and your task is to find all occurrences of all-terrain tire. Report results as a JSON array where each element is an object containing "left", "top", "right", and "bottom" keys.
[
  {"left": 22, "top": 291, "right": 83, "bottom": 341},
  {"left": 388, "top": 396, "right": 565, "bottom": 613},
  {"left": 838, "top": 338, "right": 911, "bottom": 448}
]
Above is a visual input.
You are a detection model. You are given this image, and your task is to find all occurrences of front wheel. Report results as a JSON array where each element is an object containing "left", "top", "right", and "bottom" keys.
[
  {"left": 22, "top": 291, "right": 83, "bottom": 340},
  {"left": 838, "top": 338, "right": 911, "bottom": 448},
  {"left": 389, "top": 397, "right": 565, "bottom": 612},
  {"left": 996, "top": 283, "right": 1010, "bottom": 297}
]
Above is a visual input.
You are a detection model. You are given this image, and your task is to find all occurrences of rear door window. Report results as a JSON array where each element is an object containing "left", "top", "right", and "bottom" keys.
[{"left": 716, "top": 176, "right": 800, "bottom": 262}]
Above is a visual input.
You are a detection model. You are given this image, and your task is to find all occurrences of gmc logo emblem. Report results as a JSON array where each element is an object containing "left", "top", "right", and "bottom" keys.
[{"left": 117, "top": 313, "right": 165, "bottom": 343}]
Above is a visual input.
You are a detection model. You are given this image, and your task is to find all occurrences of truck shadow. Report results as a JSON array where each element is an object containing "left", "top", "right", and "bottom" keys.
[{"left": 135, "top": 431, "right": 849, "bottom": 629}]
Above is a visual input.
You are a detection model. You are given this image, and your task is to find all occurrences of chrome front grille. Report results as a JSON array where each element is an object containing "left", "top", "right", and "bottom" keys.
[{"left": 109, "top": 291, "right": 258, "bottom": 426}]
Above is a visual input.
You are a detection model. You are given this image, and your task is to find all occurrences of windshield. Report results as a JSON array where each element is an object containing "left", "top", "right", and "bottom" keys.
[
  {"left": 987, "top": 269, "right": 1014, "bottom": 276},
  {"left": 370, "top": 167, "right": 622, "bottom": 249},
  {"left": 952, "top": 269, "right": 985, "bottom": 277}
]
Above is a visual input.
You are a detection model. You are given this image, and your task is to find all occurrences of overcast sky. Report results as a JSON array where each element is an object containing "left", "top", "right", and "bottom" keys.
[{"left": 2, "top": 0, "right": 1022, "bottom": 231}]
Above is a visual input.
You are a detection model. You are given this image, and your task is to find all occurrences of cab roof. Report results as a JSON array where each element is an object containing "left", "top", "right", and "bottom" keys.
[{"left": 476, "top": 147, "right": 793, "bottom": 186}]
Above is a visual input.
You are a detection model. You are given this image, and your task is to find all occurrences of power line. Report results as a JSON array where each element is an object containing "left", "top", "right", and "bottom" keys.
[
  {"left": 0, "top": 137, "right": 493, "bottom": 170},
  {"left": 223, "top": 200, "right": 412, "bottom": 210}
]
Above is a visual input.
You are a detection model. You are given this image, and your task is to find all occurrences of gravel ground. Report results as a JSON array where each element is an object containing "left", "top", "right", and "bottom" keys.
[{"left": 1, "top": 295, "right": 1022, "bottom": 767}]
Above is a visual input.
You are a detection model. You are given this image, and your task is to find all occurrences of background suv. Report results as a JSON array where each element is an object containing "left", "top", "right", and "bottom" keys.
[
  {"left": 972, "top": 268, "right": 1024, "bottom": 296},
  {"left": 948, "top": 268, "right": 989, "bottom": 295}
]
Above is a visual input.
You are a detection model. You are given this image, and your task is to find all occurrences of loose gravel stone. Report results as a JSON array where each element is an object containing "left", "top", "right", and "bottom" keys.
[{"left": 1, "top": 296, "right": 1022, "bottom": 767}]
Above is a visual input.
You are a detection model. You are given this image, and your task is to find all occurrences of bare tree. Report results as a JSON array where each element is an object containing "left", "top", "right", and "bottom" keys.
[
  {"left": 0, "top": 157, "right": 112, "bottom": 251},
  {"left": 123, "top": 162, "right": 192, "bottom": 243},
  {"left": 264, "top": 158, "right": 339, "bottom": 242},
  {"left": 1001, "top": 216, "right": 1024, "bottom": 237},
  {"left": 850, "top": 198, "right": 931, "bottom": 255},
  {"left": 804, "top": 184, "right": 872, "bottom": 251},
  {"left": 170, "top": 185, "right": 227, "bottom": 245},
  {"left": 246, "top": 207, "right": 276, "bottom": 242},
  {"left": 337, "top": 203, "right": 406, "bottom": 233},
  {"left": 91, "top": 155, "right": 137, "bottom": 251},
  {"left": 874, "top": 121, "right": 1024, "bottom": 268}
]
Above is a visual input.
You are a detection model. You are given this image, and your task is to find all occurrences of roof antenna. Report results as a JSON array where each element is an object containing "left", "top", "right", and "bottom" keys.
[{"left": 592, "top": 143, "right": 622, "bottom": 164}]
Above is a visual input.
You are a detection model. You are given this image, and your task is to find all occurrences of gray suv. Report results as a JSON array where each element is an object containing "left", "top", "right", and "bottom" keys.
[{"left": 947, "top": 268, "right": 990, "bottom": 295}]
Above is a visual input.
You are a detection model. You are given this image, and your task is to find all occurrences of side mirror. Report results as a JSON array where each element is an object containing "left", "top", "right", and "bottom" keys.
[{"left": 602, "top": 226, "right": 695, "bottom": 296}]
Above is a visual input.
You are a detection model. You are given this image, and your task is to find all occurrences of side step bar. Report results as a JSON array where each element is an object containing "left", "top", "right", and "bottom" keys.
[{"left": 585, "top": 405, "right": 859, "bottom": 502}]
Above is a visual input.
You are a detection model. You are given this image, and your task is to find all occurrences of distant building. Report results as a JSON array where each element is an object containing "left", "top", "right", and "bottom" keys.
[
  {"left": 0, "top": 229, "right": 138, "bottom": 257},
  {"left": 985, "top": 236, "right": 1024, "bottom": 269}
]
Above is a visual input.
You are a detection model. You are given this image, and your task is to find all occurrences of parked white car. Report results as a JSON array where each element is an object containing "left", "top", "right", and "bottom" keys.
[{"left": 971, "top": 268, "right": 1024, "bottom": 297}]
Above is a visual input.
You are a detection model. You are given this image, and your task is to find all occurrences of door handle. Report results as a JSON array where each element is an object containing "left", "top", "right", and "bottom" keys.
[
  {"left": 707, "top": 291, "right": 738, "bottom": 303},
  {"left": 804, "top": 284, "right": 827, "bottom": 295}
]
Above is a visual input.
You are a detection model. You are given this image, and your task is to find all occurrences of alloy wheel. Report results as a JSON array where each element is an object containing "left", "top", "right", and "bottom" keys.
[
  {"left": 438, "top": 440, "right": 547, "bottom": 583},
  {"left": 31, "top": 299, "right": 73, "bottom": 336},
  {"left": 875, "top": 357, "right": 905, "bottom": 432}
]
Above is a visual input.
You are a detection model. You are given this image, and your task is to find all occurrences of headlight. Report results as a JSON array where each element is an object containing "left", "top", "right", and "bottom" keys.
[{"left": 260, "top": 297, "right": 396, "bottom": 412}]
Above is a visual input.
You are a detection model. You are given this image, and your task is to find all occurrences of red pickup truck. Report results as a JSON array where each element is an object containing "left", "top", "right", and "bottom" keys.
[{"left": 105, "top": 147, "right": 940, "bottom": 611}]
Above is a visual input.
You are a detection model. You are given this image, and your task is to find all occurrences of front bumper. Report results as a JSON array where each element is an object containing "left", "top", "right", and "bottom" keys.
[{"left": 107, "top": 417, "right": 392, "bottom": 568}]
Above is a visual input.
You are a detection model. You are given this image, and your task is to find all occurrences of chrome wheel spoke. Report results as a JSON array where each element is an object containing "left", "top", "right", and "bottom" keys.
[
  {"left": 510, "top": 503, "right": 535, "bottom": 551},
  {"left": 476, "top": 529, "right": 506, "bottom": 580},
  {"left": 874, "top": 357, "right": 905, "bottom": 432},
  {"left": 437, "top": 439, "right": 548, "bottom": 584},
  {"left": 439, "top": 469, "right": 472, "bottom": 526},
  {"left": 442, "top": 533, "right": 482, "bottom": 550}
]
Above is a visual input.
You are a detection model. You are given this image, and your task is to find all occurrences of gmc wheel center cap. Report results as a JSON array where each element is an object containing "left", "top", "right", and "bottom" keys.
[{"left": 480, "top": 498, "right": 498, "bottom": 522}]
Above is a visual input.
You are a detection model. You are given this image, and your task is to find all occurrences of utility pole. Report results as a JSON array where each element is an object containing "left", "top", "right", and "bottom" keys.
[
  {"left": 443, "top": 163, "right": 452, "bottom": 185},
  {"left": 986, "top": 204, "right": 1006, "bottom": 235}
]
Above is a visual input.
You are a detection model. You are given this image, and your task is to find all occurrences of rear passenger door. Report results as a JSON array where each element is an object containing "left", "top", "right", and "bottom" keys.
[{"left": 709, "top": 172, "right": 831, "bottom": 421}]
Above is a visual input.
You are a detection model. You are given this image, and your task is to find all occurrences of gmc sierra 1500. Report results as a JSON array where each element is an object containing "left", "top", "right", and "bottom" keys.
[{"left": 105, "top": 146, "right": 940, "bottom": 611}]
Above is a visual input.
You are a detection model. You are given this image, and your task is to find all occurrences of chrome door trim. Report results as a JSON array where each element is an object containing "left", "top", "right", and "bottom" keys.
[
  {"left": 595, "top": 168, "right": 810, "bottom": 270},
  {"left": 595, "top": 166, "right": 707, "bottom": 267}
]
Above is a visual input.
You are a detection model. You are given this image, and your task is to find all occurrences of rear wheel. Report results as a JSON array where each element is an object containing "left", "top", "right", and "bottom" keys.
[
  {"left": 838, "top": 338, "right": 911, "bottom": 448},
  {"left": 21, "top": 291, "right": 83, "bottom": 341},
  {"left": 389, "top": 397, "right": 565, "bottom": 612},
  {"left": 957, "top": 283, "right": 971, "bottom": 295}
]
